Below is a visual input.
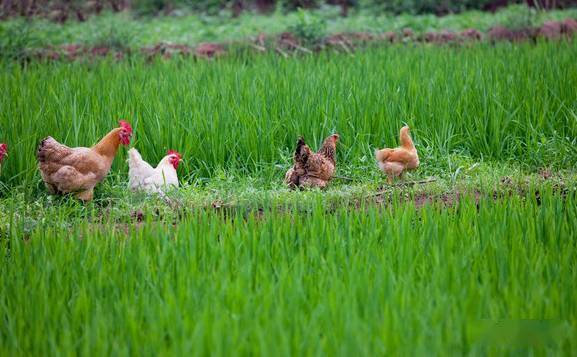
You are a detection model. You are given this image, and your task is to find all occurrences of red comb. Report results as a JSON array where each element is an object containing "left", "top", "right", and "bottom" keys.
[
  {"left": 168, "top": 150, "right": 181, "bottom": 159},
  {"left": 0, "top": 143, "right": 7, "bottom": 162},
  {"left": 119, "top": 120, "right": 133, "bottom": 134}
]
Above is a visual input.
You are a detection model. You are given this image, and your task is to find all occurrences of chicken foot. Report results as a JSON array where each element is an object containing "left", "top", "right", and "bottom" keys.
[{"left": 75, "top": 188, "right": 94, "bottom": 202}]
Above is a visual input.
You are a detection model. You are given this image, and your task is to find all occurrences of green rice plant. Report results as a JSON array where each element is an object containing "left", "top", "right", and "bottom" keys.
[
  {"left": 0, "top": 20, "right": 47, "bottom": 60},
  {"left": 1, "top": 41, "right": 576, "bottom": 194},
  {"left": 1, "top": 190, "right": 575, "bottom": 355}
]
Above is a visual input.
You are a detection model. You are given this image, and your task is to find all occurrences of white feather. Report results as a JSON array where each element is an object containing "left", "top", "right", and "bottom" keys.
[{"left": 127, "top": 148, "right": 179, "bottom": 193}]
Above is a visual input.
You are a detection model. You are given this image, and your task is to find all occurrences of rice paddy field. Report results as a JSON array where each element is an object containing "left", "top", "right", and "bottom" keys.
[{"left": 1, "top": 37, "right": 577, "bottom": 355}]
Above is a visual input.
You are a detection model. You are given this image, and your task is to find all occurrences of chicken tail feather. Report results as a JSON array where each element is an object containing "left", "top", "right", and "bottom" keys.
[
  {"left": 294, "top": 137, "right": 309, "bottom": 164},
  {"left": 37, "top": 136, "right": 56, "bottom": 163},
  {"left": 375, "top": 149, "right": 390, "bottom": 163},
  {"left": 400, "top": 126, "right": 415, "bottom": 150},
  {"left": 296, "top": 136, "right": 306, "bottom": 151},
  {"left": 127, "top": 148, "right": 143, "bottom": 169}
]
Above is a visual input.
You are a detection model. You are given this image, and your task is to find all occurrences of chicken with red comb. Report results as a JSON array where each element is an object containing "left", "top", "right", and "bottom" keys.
[
  {"left": 118, "top": 120, "right": 133, "bottom": 146},
  {"left": 128, "top": 148, "right": 181, "bottom": 193},
  {"left": 37, "top": 120, "right": 133, "bottom": 201}
]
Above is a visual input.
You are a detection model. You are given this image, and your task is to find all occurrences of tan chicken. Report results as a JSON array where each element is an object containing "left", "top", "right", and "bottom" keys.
[
  {"left": 37, "top": 120, "right": 133, "bottom": 201},
  {"left": 375, "top": 125, "right": 419, "bottom": 184},
  {"left": 285, "top": 134, "right": 339, "bottom": 189}
]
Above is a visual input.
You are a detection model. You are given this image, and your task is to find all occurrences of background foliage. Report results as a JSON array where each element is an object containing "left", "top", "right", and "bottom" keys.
[{"left": 2, "top": 0, "right": 576, "bottom": 20}]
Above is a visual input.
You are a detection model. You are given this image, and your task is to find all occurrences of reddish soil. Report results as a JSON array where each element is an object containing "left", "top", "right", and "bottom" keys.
[
  {"left": 141, "top": 43, "right": 193, "bottom": 60},
  {"left": 380, "top": 31, "right": 398, "bottom": 43},
  {"left": 195, "top": 43, "right": 225, "bottom": 59},
  {"left": 460, "top": 28, "right": 483, "bottom": 41},
  {"left": 278, "top": 32, "right": 301, "bottom": 50},
  {"left": 562, "top": 18, "right": 577, "bottom": 34}
]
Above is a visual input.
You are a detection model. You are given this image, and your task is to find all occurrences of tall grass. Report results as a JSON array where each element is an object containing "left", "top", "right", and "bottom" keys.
[
  {"left": 2, "top": 41, "right": 577, "bottom": 193},
  {"left": 1, "top": 190, "right": 576, "bottom": 355}
]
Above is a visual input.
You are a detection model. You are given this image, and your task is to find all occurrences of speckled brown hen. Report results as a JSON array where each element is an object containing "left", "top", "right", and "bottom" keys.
[
  {"left": 285, "top": 134, "right": 339, "bottom": 189},
  {"left": 375, "top": 126, "right": 419, "bottom": 184}
]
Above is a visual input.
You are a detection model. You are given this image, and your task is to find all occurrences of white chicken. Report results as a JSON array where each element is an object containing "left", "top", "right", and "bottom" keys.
[{"left": 127, "top": 148, "right": 182, "bottom": 193}]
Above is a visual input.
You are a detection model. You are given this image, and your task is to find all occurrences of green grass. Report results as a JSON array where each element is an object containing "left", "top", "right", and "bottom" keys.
[
  {"left": 1, "top": 188, "right": 576, "bottom": 355},
  {"left": 1, "top": 40, "right": 576, "bottom": 194},
  {"left": 1, "top": 37, "right": 577, "bottom": 355}
]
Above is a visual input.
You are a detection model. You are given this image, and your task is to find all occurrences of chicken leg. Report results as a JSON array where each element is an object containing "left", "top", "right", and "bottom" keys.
[{"left": 76, "top": 189, "right": 94, "bottom": 202}]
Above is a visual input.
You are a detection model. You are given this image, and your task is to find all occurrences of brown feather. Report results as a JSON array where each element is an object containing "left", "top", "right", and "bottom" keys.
[
  {"left": 285, "top": 134, "right": 339, "bottom": 189},
  {"left": 37, "top": 126, "right": 127, "bottom": 201},
  {"left": 375, "top": 125, "right": 419, "bottom": 183}
]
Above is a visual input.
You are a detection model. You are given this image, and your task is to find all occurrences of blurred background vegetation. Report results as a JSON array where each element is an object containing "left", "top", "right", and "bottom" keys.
[
  {"left": 2, "top": 0, "right": 576, "bottom": 20},
  {"left": 1, "top": 0, "right": 576, "bottom": 61}
]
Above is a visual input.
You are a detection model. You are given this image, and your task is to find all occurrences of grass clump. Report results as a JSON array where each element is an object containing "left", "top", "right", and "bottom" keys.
[
  {"left": 0, "top": 20, "right": 46, "bottom": 60},
  {"left": 287, "top": 8, "right": 327, "bottom": 45}
]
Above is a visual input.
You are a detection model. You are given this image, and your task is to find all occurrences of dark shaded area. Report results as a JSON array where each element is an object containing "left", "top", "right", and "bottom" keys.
[{"left": 1, "top": 0, "right": 576, "bottom": 21}]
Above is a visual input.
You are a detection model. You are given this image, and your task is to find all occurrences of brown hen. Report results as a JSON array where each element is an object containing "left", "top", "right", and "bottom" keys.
[
  {"left": 285, "top": 134, "right": 339, "bottom": 189},
  {"left": 375, "top": 125, "right": 419, "bottom": 184},
  {"left": 37, "top": 121, "right": 132, "bottom": 201}
]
